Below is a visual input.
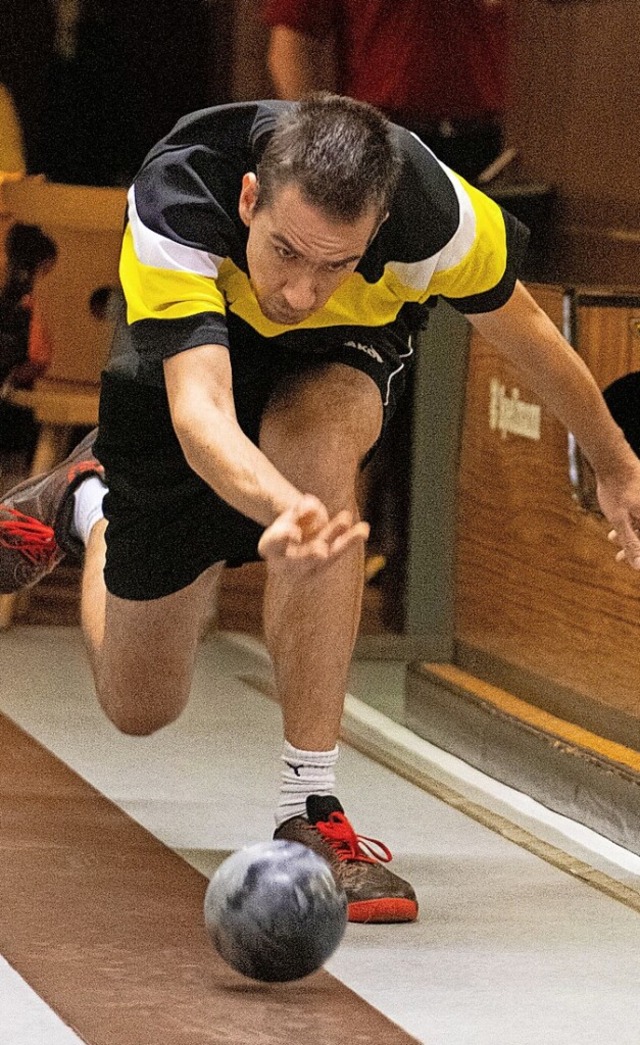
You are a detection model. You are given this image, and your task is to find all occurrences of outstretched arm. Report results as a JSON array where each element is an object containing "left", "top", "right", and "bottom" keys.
[
  {"left": 468, "top": 280, "right": 640, "bottom": 569},
  {"left": 163, "top": 343, "right": 368, "bottom": 568}
]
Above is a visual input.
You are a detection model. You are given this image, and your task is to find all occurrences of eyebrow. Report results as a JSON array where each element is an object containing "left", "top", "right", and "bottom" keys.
[{"left": 271, "top": 234, "right": 362, "bottom": 266}]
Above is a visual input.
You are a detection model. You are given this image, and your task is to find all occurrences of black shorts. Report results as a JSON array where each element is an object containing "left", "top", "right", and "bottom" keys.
[{"left": 95, "top": 313, "right": 417, "bottom": 601}]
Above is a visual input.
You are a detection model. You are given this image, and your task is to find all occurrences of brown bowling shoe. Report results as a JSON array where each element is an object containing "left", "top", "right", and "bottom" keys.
[
  {"left": 0, "top": 429, "right": 103, "bottom": 594},
  {"left": 274, "top": 795, "right": 418, "bottom": 923}
]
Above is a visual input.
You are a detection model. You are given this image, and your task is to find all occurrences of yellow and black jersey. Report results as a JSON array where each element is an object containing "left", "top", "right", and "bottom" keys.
[{"left": 112, "top": 100, "right": 528, "bottom": 385}]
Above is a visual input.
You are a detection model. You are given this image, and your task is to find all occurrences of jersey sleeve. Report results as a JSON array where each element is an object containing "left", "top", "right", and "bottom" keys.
[
  {"left": 385, "top": 129, "right": 529, "bottom": 317},
  {"left": 261, "top": 0, "right": 336, "bottom": 38},
  {"left": 119, "top": 151, "right": 232, "bottom": 363},
  {"left": 428, "top": 173, "right": 530, "bottom": 314}
]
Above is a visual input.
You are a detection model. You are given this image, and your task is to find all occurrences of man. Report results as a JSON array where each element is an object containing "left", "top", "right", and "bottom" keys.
[{"left": 2, "top": 95, "right": 640, "bottom": 926}]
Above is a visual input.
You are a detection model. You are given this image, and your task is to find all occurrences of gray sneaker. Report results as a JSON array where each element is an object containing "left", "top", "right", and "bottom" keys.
[
  {"left": 0, "top": 429, "right": 103, "bottom": 594},
  {"left": 274, "top": 795, "right": 418, "bottom": 923}
]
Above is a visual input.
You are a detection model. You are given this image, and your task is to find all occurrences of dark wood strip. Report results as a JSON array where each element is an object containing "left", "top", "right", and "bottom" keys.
[
  {"left": 0, "top": 712, "right": 419, "bottom": 1045},
  {"left": 10, "top": 558, "right": 387, "bottom": 636}
]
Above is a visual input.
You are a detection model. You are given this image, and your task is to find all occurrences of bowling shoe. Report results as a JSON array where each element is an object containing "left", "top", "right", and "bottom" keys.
[
  {"left": 0, "top": 429, "right": 103, "bottom": 593},
  {"left": 274, "top": 794, "right": 418, "bottom": 923}
]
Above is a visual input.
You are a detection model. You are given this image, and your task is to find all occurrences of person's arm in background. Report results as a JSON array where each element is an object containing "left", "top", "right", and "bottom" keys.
[
  {"left": 267, "top": 25, "right": 336, "bottom": 98},
  {"left": 262, "top": 1, "right": 336, "bottom": 98}
]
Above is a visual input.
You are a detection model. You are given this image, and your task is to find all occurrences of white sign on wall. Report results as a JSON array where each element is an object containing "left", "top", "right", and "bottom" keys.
[{"left": 489, "top": 378, "right": 542, "bottom": 441}]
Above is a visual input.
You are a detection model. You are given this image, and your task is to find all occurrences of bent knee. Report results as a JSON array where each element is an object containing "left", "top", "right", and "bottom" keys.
[
  {"left": 96, "top": 679, "right": 188, "bottom": 736},
  {"left": 261, "top": 364, "right": 383, "bottom": 467}
]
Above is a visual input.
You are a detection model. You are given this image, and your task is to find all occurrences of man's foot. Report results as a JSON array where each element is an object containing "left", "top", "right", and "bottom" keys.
[
  {"left": 0, "top": 429, "right": 103, "bottom": 594},
  {"left": 274, "top": 795, "right": 418, "bottom": 923}
]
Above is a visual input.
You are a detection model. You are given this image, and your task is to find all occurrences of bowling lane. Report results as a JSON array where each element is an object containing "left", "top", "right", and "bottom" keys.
[
  {"left": 1, "top": 627, "right": 640, "bottom": 1045},
  {"left": 0, "top": 713, "right": 417, "bottom": 1045}
]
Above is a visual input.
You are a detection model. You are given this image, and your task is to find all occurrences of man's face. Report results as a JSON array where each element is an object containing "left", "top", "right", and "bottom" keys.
[{"left": 239, "top": 174, "right": 381, "bottom": 326}]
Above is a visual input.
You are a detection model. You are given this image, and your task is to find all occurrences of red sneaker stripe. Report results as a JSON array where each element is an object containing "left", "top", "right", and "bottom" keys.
[
  {"left": 347, "top": 897, "right": 419, "bottom": 924},
  {"left": 67, "top": 460, "right": 103, "bottom": 482}
]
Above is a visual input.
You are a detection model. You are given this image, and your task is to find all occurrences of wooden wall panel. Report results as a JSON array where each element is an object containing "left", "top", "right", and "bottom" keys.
[
  {"left": 454, "top": 285, "right": 640, "bottom": 728},
  {"left": 508, "top": 0, "right": 640, "bottom": 212},
  {"left": 230, "top": 0, "right": 272, "bottom": 101},
  {"left": 506, "top": 1, "right": 640, "bottom": 283},
  {"left": 577, "top": 303, "right": 640, "bottom": 390}
]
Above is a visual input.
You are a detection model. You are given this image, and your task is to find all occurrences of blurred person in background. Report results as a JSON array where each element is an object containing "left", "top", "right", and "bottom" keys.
[
  {"left": 263, "top": 0, "right": 510, "bottom": 184},
  {"left": 0, "top": 223, "right": 58, "bottom": 456}
]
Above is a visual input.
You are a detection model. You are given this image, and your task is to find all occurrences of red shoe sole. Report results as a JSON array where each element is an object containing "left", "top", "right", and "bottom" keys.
[{"left": 347, "top": 897, "right": 418, "bottom": 923}]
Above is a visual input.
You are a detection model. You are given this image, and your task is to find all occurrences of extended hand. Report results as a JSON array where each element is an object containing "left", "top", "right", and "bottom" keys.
[
  {"left": 598, "top": 472, "right": 640, "bottom": 570},
  {"left": 258, "top": 494, "right": 369, "bottom": 570}
]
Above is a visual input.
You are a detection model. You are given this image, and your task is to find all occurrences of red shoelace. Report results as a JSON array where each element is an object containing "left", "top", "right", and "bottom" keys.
[
  {"left": 0, "top": 507, "right": 57, "bottom": 565},
  {"left": 68, "top": 459, "right": 102, "bottom": 483},
  {"left": 315, "top": 811, "right": 393, "bottom": 864}
]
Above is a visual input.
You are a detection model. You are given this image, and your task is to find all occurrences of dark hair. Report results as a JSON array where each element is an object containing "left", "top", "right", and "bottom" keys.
[
  {"left": 255, "top": 93, "right": 402, "bottom": 223},
  {"left": 5, "top": 222, "right": 58, "bottom": 276}
]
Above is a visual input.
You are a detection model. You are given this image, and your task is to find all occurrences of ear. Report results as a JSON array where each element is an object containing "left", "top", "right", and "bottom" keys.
[
  {"left": 367, "top": 211, "right": 389, "bottom": 249},
  {"left": 375, "top": 211, "right": 390, "bottom": 234},
  {"left": 238, "top": 173, "right": 259, "bottom": 227}
]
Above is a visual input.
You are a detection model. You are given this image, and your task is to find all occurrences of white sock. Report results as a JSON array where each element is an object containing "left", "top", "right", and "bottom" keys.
[
  {"left": 71, "top": 475, "right": 107, "bottom": 547},
  {"left": 275, "top": 740, "right": 339, "bottom": 828}
]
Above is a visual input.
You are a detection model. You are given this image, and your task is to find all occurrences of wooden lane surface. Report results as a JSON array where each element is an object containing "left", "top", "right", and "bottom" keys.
[{"left": 0, "top": 712, "right": 419, "bottom": 1045}]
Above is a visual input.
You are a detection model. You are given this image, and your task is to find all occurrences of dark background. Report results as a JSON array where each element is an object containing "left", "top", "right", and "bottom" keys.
[{"left": 0, "top": 0, "right": 232, "bottom": 186}]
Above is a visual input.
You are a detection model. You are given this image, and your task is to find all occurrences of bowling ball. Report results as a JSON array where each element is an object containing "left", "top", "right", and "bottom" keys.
[{"left": 204, "top": 839, "right": 347, "bottom": 982}]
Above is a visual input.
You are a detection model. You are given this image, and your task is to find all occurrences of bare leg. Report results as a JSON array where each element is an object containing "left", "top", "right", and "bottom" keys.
[
  {"left": 259, "top": 364, "right": 383, "bottom": 750},
  {"left": 79, "top": 517, "right": 222, "bottom": 736},
  {"left": 265, "top": 534, "right": 364, "bottom": 750}
]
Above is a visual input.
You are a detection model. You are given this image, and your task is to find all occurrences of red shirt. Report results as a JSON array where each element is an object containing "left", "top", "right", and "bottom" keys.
[{"left": 262, "top": 0, "right": 509, "bottom": 123}]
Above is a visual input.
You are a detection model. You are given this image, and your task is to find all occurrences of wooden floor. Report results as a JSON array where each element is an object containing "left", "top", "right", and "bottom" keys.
[{"left": 11, "top": 558, "right": 387, "bottom": 636}]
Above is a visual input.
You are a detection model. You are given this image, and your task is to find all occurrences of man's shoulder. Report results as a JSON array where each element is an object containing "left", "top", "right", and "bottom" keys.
[
  {"left": 140, "top": 100, "right": 293, "bottom": 168},
  {"left": 129, "top": 101, "right": 294, "bottom": 259},
  {"left": 381, "top": 125, "right": 462, "bottom": 262}
]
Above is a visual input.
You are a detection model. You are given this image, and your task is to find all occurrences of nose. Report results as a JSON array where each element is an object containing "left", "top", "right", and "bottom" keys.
[{"left": 281, "top": 273, "right": 317, "bottom": 313}]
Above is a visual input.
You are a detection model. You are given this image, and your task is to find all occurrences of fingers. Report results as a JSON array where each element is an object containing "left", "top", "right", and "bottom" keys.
[
  {"left": 292, "top": 494, "right": 330, "bottom": 538},
  {"left": 324, "top": 511, "right": 370, "bottom": 550},
  {"left": 285, "top": 513, "right": 370, "bottom": 563},
  {"left": 258, "top": 503, "right": 369, "bottom": 569},
  {"left": 257, "top": 512, "right": 305, "bottom": 561},
  {"left": 257, "top": 495, "right": 327, "bottom": 559},
  {"left": 607, "top": 526, "right": 640, "bottom": 570},
  {"left": 257, "top": 523, "right": 297, "bottom": 561}
]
